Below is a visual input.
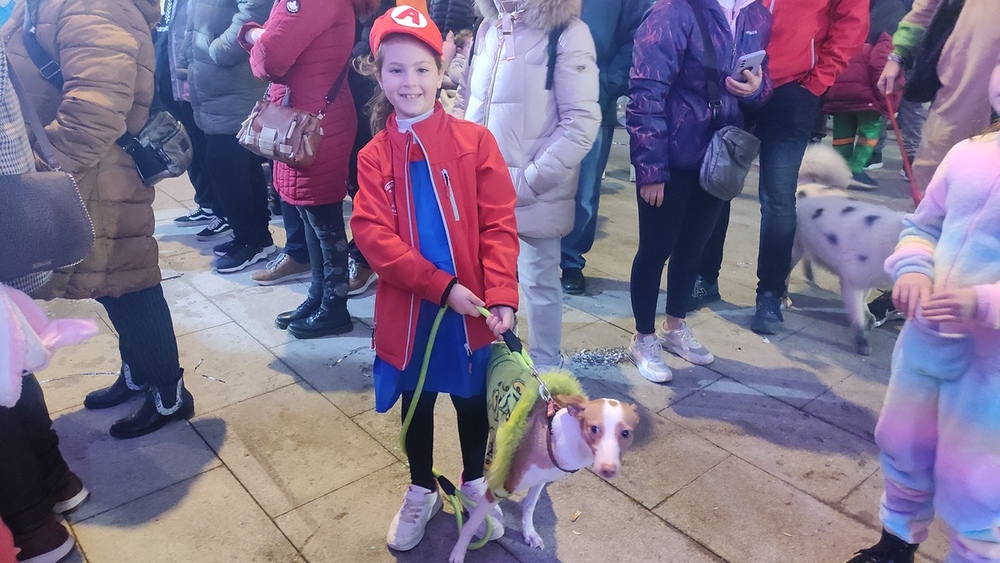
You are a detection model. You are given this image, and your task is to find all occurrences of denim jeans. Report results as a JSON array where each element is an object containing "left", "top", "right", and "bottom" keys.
[
  {"left": 280, "top": 197, "right": 309, "bottom": 264},
  {"left": 297, "top": 202, "right": 350, "bottom": 312},
  {"left": 561, "top": 112, "right": 615, "bottom": 271}
]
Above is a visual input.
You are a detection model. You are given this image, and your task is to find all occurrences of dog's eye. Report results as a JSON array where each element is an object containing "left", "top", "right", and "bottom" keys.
[
  {"left": 621, "top": 430, "right": 631, "bottom": 439},
  {"left": 590, "top": 425, "right": 600, "bottom": 434}
]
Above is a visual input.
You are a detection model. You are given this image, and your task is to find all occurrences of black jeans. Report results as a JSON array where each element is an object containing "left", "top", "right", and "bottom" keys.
[
  {"left": 154, "top": 33, "right": 215, "bottom": 212},
  {"left": 96, "top": 284, "right": 181, "bottom": 390},
  {"left": 280, "top": 197, "right": 309, "bottom": 264},
  {"left": 204, "top": 134, "right": 272, "bottom": 248},
  {"left": 297, "top": 202, "right": 350, "bottom": 311},
  {"left": 631, "top": 168, "right": 725, "bottom": 334},
  {"left": 0, "top": 375, "right": 69, "bottom": 534},
  {"left": 400, "top": 390, "right": 490, "bottom": 490},
  {"left": 699, "top": 82, "right": 821, "bottom": 296}
]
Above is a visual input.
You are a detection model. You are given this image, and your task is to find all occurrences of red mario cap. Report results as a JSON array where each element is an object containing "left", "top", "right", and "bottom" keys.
[{"left": 369, "top": 5, "right": 444, "bottom": 57}]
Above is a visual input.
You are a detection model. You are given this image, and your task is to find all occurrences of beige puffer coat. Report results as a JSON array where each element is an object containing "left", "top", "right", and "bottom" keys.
[
  {"left": 455, "top": 0, "right": 600, "bottom": 239},
  {"left": 2, "top": 0, "right": 161, "bottom": 300}
]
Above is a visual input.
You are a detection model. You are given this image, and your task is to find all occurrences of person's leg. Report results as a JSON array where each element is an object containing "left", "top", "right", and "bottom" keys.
[
  {"left": 452, "top": 391, "right": 503, "bottom": 541},
  {"left": 561, "top": 118, "right": 613, "bottom": 274},
  {"left": 287, "top": 203, "right": 353, "bottom": 339},
  {"left": 911, "top": 1, "right": 1000, "bottom": 190},
  {"left": 96, "top": 284, "right": 191, "bottom": 438},
  {"left": 279, "top": 197, "right": 309, "bottom": 264},
  {"left": 697, "top": 200, "right": 730, "bottom": 288},
  {"left": 850, "top": 111, "right": 885, "bottom": 174},
  {"left": 388, "top": 390, "right": 442, "bottom": 552},
  {"left": 897, "top": 98, "right": 928, "bottom": 163},
  {"left": 753, "top": 83, "right": 821, "bottom": 333},
  {"left": 831, "top": 113, "right": 859, "bottom": 168},
  {"left": 516, "top": 236, "right": 564, "bottom": 369},
  {"left": 204, "top": 134, "right": 272, "bottom": 248}
]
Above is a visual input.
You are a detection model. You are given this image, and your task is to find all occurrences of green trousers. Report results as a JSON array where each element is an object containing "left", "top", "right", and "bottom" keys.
[{"left": 832, "top": 110, "right": 885, "bottom": 173}]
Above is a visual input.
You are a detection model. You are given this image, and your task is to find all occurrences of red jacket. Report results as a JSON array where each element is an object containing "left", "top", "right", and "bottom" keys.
[
  {"left": 240, "top": 0, "right": 371, "bottom": 205},
  {"left": 762, "top": 0, "right": 870, "bottom": 96},
  {"left": 823, "top": 33, "right": 902, "bottom": 117},
  {"left": 351, "top": 105, "right": 520, "bottom": 370}
]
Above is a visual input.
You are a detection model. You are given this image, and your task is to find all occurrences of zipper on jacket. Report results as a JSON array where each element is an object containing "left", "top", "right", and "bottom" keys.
[
  {"left": 810, "top": 39, "right": 816, "bottom": 69},
  {"left": 400, "top": 134, "right": 417, "bottom": 369},
  {"left": 442, "top": 169, "right": 460, "bottom": 221},
  {"left": 483, "top": 20, "right": 506, "bottom": 128}
]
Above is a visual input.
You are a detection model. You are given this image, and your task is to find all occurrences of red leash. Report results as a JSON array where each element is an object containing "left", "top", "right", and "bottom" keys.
[{"left": 885, "top": 95, "right": 923, "bottom": 207}]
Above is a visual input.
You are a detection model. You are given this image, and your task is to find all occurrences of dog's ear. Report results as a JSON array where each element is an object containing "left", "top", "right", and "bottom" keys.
[
  {"left": 626, "top": 403, "right": 641, "bottom": 427},
  {"left": 553, "top": 394, "right": 587, "bottom": 418}
]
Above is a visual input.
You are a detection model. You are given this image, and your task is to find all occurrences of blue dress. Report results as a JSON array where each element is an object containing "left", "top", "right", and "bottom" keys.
[{"left": 373, "top": 159, "right": 490, "bottom": 413}]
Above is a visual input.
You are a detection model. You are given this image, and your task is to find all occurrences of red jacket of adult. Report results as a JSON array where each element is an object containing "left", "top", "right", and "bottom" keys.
[
  {"left": 351, "top": 105, "right": 520, "bottom": 371},
  {"left": 762, "top": 0, "right": 870, "bottom": 97},
  {"left": 240, "top": 0, "right": 374, "bottom": 205},
  {"left": 824, "top": 33, "right": 902, "bottom": 117}
]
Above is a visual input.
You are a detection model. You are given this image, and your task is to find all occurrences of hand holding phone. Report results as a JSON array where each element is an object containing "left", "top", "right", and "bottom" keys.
[{"left": 731, "top": 50, "right": 766, "bottom": 82}]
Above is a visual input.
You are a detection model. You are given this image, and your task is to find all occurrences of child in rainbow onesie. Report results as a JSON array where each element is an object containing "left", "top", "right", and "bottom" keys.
[{"left": 847, "top": 57, "right": 1000, "bottom": 563}]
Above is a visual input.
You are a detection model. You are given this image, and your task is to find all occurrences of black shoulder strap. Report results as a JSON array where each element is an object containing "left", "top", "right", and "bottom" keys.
[
  {"left": 545, "top": 25, "right": 565, "bottom": 91},
  {"left": 20, "top": 2, "right": 141, "bottom": 150},
  {"left": 684, "top": 0, "right": 722, "bottom": 124}
]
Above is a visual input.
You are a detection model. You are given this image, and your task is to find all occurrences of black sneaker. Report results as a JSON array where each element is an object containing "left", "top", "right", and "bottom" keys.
[
  {"left": 865, "top": 151, "right": 884, "bottom": 170},
  {"left": 213, "top": 239, "right": 238, "bottom": 257},
  {"left": 173, "top": 207, "right": 216, "bottom": 227},
  {"left": 869, "top": 291, "right": 904, "bottom": 327},
  {"left": 213, "top": 243, "right": 276, "bottom": 274},
  {"left": 846, "top": 530, "right": 918, "bottom": 563},
  {"left": 560, "top": 268, "right": 586, "bottom": 295},
  {"left": 688, "top": 275, "right": 721, "bottom": 312},
  {"left": 751, "top": 291, "right": 783, "bottom": 335},
  {"left": 196, "top": 217, "right": 233, "bottom": 241},
  {"left": 850, "top": 171, "right": 880, "bottom": 190}
]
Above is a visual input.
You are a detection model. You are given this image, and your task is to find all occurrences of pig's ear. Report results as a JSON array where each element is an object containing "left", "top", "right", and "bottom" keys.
[{"left": 553, "top": 394, "right": 587, "bottom": 418}]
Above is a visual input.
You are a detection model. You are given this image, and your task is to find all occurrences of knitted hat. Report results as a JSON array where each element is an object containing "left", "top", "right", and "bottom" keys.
[{"left": 369, "top": 5, "right": 443, "bottom": 57}]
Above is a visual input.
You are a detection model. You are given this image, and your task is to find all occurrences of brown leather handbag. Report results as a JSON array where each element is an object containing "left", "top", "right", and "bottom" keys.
[{"left": 237, "top": 67, "right": 349, "bottom": 169}]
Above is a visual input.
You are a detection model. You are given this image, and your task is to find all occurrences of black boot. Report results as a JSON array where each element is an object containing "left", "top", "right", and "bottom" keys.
[
  {"left": 287, "top": 307, "right": 353, "bottom": 339},
  {"left": 846, "top": 530, "right": 919, "bottom": 563},
  {"left": 109, "top": 376, "right": 194, "bottom": 440},
  {"left": 83, "top": 366, "right": 144, "bottom": 410},
  {"left": 275, "top": 296, "right": 321, "bottom": 330}
]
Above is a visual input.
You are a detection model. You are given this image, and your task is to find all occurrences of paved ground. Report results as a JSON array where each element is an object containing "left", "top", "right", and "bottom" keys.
[{"left": 37, "top": 127, "right": 950, "bottom": 563}]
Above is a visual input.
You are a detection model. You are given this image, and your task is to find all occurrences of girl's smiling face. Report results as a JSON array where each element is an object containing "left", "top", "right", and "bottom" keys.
[{"left": 377, "top": 35, "right": 444, "bottom": 120}]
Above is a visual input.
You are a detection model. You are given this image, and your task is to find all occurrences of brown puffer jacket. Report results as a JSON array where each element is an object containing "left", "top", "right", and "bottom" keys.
[{"left": 1, "top": 0, "right": 162, "bottom": 300}]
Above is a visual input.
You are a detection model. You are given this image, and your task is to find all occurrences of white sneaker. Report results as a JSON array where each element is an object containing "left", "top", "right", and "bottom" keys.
[
  {"left": 657, "top": 322, "right": 715, "bottom": 365},
  {"left": 387, "top": 484, "right": 442, "bottom": 551},
  {"left": 628, "top": 333, "right": 673, "bottom": 383},
  {"left": 459, "top": 477, "right": 504, "bottom": 541}
]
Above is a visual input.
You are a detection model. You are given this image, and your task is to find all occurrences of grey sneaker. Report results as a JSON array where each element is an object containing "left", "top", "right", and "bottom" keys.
[
  {"left": 628, "top": 333, "right": 673, "bottom": 383},
  {"left": 657, "top": 322, "right": 714, "bottom": 365}
]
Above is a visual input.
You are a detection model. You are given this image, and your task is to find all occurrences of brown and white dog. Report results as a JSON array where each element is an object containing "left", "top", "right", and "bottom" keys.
[
  {"left": 448, "top": 395, "right": 640, "bottom": 563},
  {"left": 792, "top": 145, "right": 906, "bottom": 355}
]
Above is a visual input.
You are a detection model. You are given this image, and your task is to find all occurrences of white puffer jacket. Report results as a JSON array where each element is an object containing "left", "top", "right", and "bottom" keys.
[{"left": 455, "top": 0, "right": 600, "bottom": 239}]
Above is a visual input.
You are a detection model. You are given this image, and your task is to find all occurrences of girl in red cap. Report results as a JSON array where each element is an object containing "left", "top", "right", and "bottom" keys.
[{"left": 350, "top": 5, "right": 520, "bottom": 552}]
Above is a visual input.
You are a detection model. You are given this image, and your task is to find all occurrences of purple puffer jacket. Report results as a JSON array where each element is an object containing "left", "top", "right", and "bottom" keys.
[{"left": 628, "top": 0, "right": 772, "bottom": 187}]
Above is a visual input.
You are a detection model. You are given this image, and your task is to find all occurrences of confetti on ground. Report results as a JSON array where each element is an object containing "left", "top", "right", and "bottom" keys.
[
  {"left": 762, "top": 337, "right": 771, "bottom": 344},
  {"left": 329, "top": 347, "right": 368, "bottom": 368},
  {"left": 193, "top": 357, "right": 205, "bottom": 371},
  {"left": 570, "top": 347, "right": 629, "bottom": 367},
  {"left": 200, "top": 374, "right": 227, "bottom": 384},
  {"left": 570, "top": 510, "right": 582, "bottom": 522}
]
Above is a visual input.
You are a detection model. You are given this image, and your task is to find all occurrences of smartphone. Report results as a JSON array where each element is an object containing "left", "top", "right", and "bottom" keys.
[{"left": 731, "top": 50, "right": 766, "bottom": 81}]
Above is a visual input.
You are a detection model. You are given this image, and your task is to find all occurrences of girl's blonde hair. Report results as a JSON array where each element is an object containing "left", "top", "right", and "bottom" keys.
[{"left": 354, "top": 37, "right": 444, "bottom": 135}]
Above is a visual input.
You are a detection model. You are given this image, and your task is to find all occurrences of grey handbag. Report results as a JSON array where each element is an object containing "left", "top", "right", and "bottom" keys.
[
  {"left": 688, "top": 0, "right": 760, "bottom": 201},
  {"left": 0, "top": 60, "right": 94, "bottom": 281}
]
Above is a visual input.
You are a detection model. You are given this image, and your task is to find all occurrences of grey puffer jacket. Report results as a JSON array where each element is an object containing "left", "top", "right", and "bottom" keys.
[
  {"left": 455, "top": 0, "right": 600, "bottom": 240},
  {"left": 185, "top": 0, "right": 269, "bottom": 135}
]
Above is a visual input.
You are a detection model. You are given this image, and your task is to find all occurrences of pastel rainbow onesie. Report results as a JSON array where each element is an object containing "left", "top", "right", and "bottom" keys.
[{"left": 878, "top": 133, "right": 1000, "bottom": 563}]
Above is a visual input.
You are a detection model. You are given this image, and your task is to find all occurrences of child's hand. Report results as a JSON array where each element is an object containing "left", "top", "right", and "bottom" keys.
[
  {"left": 486, "top": 306, "right": 515, "bottom": 336},
  {"left": 446, "top": 283, "right": 485, "bottom": 316},
  {"left": 921, "top": 288, "right": 978, "bottom": 323},
  {"left": 893, "top": 272, "right": 933, "bottom": 320}
]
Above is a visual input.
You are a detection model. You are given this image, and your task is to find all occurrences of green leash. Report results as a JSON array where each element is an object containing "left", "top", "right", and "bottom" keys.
[{"left": 398, "top": 306, "right": 493, "bottom": 550}]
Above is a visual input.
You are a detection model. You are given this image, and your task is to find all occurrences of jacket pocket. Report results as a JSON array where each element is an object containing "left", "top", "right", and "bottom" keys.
[{"left": 897, "top": 321, "right": 973, "bottom": 381}]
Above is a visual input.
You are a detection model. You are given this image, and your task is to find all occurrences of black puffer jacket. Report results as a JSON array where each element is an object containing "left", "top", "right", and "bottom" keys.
[{"left": 429, "top": 0, "right": 477, "bottom": 35}]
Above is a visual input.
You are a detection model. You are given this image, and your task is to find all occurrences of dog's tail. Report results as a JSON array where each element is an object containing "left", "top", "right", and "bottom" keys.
[{"left": 798, "top": 144, "right": 852, "bottom": 190}]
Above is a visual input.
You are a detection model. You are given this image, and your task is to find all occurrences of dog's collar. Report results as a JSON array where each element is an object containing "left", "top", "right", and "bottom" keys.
[{"left": 546, "top": 402, "right": 579, "bottom": 474}]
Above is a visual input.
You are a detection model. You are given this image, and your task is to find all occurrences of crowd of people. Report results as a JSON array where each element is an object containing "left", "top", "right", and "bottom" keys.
[{"left": 1, "top": 0, "right": 998, "bottom": 561}]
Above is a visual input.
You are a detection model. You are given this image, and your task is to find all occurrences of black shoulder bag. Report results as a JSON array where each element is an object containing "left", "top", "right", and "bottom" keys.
[{"left": 687, "top": 0, "right": 760, "bottom": 201}]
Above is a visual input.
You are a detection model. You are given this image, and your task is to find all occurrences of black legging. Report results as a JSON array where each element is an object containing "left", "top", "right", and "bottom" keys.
[
  {"left": 400, "top": 390, "right": 489, "bottom": 491},
  {"left": 630, "top": 168, "right": 725, "bottom": 334}
]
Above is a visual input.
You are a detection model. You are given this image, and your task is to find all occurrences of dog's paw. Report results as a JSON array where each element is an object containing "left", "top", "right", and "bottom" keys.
[
  {"left": 448, "top": 549, "right": 467, "bottom": 563},
  {"left": 854, "top": 332, "right": 872, "bottom": 356},
  {"left": 523, "top": 528, "right": 545, "bottom": 550}
]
